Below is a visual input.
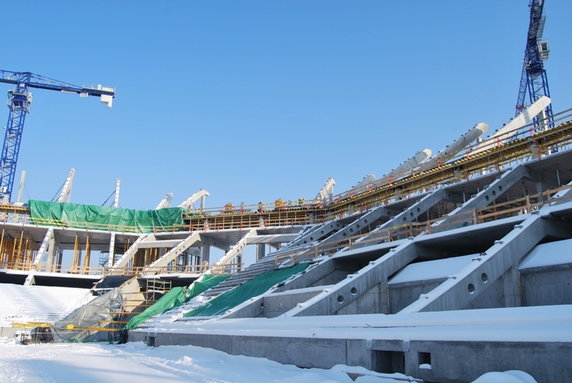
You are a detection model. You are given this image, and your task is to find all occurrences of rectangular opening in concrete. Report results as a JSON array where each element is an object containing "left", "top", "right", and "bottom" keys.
[
  {"left": 146, "top": 335, "right": 155, "bottom": 347},
  {"left": 372, "top": 350, "right": 405, "bottom": 374},
  {"left": 418, "top": 351, "right": 432, "bottom": 369}
]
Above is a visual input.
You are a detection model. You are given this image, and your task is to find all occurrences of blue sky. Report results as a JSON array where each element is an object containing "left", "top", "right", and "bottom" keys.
[{"left": 2, "top": 1, "right": 572, "bottom": 210}]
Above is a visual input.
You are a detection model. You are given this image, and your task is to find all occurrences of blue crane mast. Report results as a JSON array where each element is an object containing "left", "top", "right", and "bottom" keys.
[
  {"left": 0, "top": 70, "right": 115, "bottom": 202},
  {"left": 515, "top": 0, "right": 553, "bottom": 126}
]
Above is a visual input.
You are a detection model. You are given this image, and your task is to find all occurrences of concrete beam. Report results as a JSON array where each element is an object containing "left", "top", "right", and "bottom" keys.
[
  {"left": 145, "top": 232, "right": 201, "bottom": 271},
  {"left": 285, "top": 239, "right": 420, "bottom": 317},
  {"left": 355, "top": 188, "right": 447, "bottom": 247},
  {"left": 109, "top": 233, "right": 154, "bottom": 271},
  {"left": 246, "top": 234, "right": 299, "bottom": 244},
  {"left": 282, "top": 219, "right": 344, "bottom": 249},
  {"left": 213, "top": 229, "right": 257, "bottom": 268},
  {"left": 431, "top": 165, "right": 530, "bottom": 231},
  {"left": 317, "top": 205, "right": 391, "bottom": 247},
  {"left": 401, "top": 213, "right": 548, "bottom": 313}
]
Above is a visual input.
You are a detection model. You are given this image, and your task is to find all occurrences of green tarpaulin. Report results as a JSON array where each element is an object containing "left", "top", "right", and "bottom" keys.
[
  {"left": 29, "top": 200, "right": 185, "bottom": 233},
  {"left": 124, "top": 274, "right": 229, "bottom": 330},
  {"left": 185, "top": 263, "right": 310, "bottom": 318}
]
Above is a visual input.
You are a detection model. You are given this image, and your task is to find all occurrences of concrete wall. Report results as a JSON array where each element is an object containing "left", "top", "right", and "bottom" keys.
[
  {"left": 521, "top": 265, "right": 572, "bottom": 306},
  {"left": 397, "top": 340, "right": 572, "bottom": 383},
  {"left": 129, "top": 330, "right": 572, "bottom": 383},
  {"left": 389, "top": 279, "right": 443, "bottom": 313},
  {"left": 467, "top": 275, "right": 505, "bottom": 310},
  {"left": 338, "top": 285, "right": 382, "bottom": 315},
  {"left": 262, "top": 288, "right": 324, "bottom": 318}
]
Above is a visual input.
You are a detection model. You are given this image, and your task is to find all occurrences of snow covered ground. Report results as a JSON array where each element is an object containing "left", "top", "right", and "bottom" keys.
[
  {"left": 0, "top": 340, "right": 415, "bottom": 383},
  {"left": 0, "top": 340, "right": 536, "bottom": 383}
]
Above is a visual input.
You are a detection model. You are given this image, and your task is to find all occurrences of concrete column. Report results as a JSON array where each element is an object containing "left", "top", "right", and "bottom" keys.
[
  {"left": 55, "top": 249, "right": 63, "bottom": 272},
  {"left": 201, "top": 244, "right": 211, "bottom": 265},
  {"left": 108, "top": 233, "right": 116, "bottom": 267},
  {"left": 46, "top": 235, "right": 56, "bottom": 271},
  {"left": 256, "top": 243, "right": 266, "bottom": 261}
]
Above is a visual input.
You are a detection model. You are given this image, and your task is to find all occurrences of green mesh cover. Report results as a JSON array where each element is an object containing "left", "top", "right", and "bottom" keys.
[
  {"left": 124, "top": 274, "right": 229, "bottom": 330},
  {"left": 185, "top": 263, "right": 310, "bottom": 318},
  {"left": 29, "top": 200, "right": 185, "bottom": 233}
]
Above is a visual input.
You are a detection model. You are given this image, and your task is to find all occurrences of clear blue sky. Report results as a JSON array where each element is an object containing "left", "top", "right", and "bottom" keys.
[{"left": 2, "top": 1, "right": 572, "bottom": 210}]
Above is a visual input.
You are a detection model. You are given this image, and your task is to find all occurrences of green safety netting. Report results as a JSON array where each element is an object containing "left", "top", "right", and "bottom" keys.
[
  {"left": 28, "top": 200, "right": 185, "bottom": 233},
  {"left": 124, "top": 274, "right": 230, "bottom": 330},
  {"left": 185, "top": 263, "right": 310, "bottom": 318}
]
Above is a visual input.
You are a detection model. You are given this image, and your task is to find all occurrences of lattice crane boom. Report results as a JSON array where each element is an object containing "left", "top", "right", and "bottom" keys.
[
  {"left": 0, "top": 70, "right": 115, "bottom": 202},
  {"left": 515, "top": 0, "right": 553, "bottom": 127}
]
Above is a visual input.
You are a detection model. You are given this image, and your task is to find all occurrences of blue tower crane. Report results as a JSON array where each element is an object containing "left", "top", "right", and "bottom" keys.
[
  {"left": 515, "top": 0, "right": 553, "bottom": 126},
  {"left": 0, "top": 70, "right": 115, "bottom": 202}
]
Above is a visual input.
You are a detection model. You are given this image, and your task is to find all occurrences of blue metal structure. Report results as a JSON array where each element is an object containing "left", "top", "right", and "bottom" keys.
[
  {"left": 515, "top": 0, "right": 553, "bottom": 126},
  {"left": 0, "top": 70, "right": 115, "bottom": 202}
]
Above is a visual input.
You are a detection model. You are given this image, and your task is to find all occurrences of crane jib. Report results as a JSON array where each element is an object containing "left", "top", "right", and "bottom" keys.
[{"left": 0, "top": 69, "right": 115, "bottom": 202}]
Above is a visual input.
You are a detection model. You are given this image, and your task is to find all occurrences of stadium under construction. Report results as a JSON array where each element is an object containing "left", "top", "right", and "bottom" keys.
[
  {"left": 1, "top": 1, "right": 571, "bottom": 382},
  {"left": 0, "top": 101, "right": 571, "bottom": 381}
]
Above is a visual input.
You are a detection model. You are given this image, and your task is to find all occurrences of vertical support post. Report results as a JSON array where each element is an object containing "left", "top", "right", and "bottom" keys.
[
  {"left": 46, "top": 234, "right": 56, "bottom": 272},
  {"left": 256, "top": 243, "right": 266, "bottom": 261},
  {"left": 108, "top": 232, "right": 116, "bottom": 267},
  {"left": 201, "top": 244, "right": 211, "bottom": 266},
  {"left": 9, "top": 235, "right": 17, "bottom": 267},
  {"left": 16, "top": 230, "right": 24, "bottom": 269},
  {"left": 503, "top": 267, "right": 523, "bottom": 307},
  {"left": 0, "top": 228, "right": 4, "bottom": 267},
  {"left": 72, "top": 235, "right": 80, "bottom": 273},
  {"left": 379, "top": 284, "right": 390, "bottom": 314},
  {"left": 23, "top": 238, "right": 30, "bottom": 267},
  {"left": 83, "top": 235, "right": 91, "bottom": 274}
]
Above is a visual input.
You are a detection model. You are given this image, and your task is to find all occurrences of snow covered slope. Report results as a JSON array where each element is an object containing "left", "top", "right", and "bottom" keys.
[{"left": 0, "top": 284, "right": 94, "bottom": 326}]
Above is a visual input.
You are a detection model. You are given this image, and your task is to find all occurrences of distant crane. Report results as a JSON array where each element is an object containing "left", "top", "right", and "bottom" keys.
[
  {"left": 0, "top": 70, "right": 115, "bottom": 202},
  {"left": 515, "top": 0, "right": 553, "bottom": 127}
]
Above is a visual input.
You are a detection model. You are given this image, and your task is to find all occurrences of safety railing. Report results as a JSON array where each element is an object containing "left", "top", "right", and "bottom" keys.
[
  {"left": 186, "top": 209, "right": 320, "bottom": 231},
  {"left": 0, "top": 261, "right": 107, "bottom": 275},
  {"left": 105, "top": 262, "right": 211, "bottom": 276}
]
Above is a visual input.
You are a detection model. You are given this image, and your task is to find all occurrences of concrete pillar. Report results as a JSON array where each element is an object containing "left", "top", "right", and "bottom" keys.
[
  {"left": 108, "top": 233, "right": 116, "bottom": 267},
  {"left": 55, "top": 249, "right": 63, "bottom": 272},
  {"left": 256, "top": 243, "right": 266, "bottom": 261},
  {"left": 503, "top": 266, "right": 522, "bottom": 307},
  {"left": 201, "top": 244, "right": 211, "bottom": 265},
  {"left": 46, "top": 234, "right": 56, "bottom": 270}
]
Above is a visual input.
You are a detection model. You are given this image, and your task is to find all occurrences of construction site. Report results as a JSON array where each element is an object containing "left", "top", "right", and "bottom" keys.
[{"left": 1, "top": 1, "right": 571, "bottom": 383}]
